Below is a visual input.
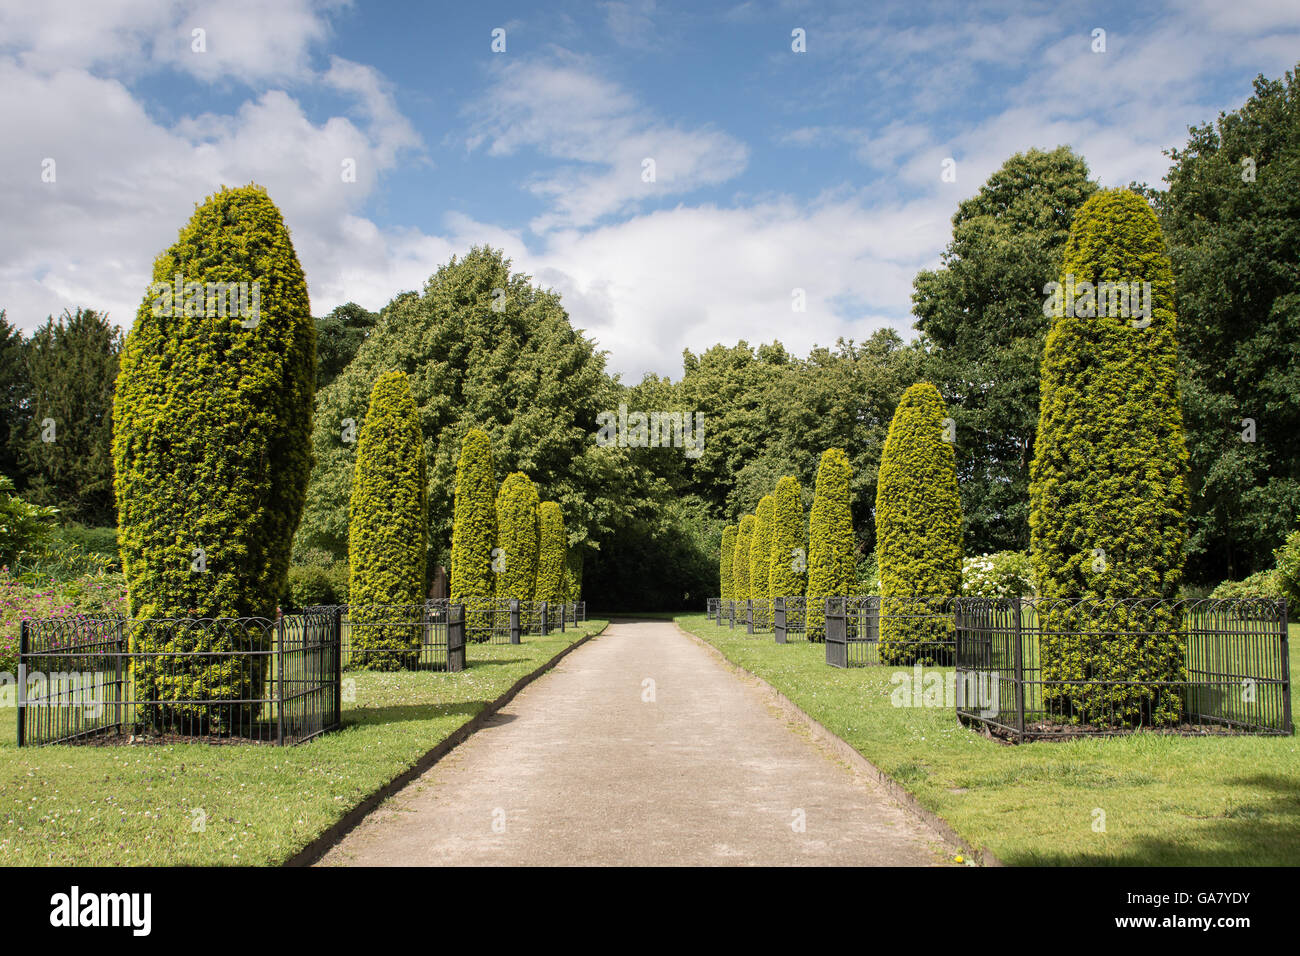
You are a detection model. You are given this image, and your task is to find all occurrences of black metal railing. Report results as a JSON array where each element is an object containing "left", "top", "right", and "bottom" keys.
[
  {"left": 18, "top": 609, "right": 342, "bottom": 747},
  {"left": 308, "top": 602, "right": 464, "bottom": 672},
  {"left": 707, "top": 597, "right": 720, "bottom": 621},
  {"left": 955, "top": 597, "right": 1293, "bottom": 740},
  {"left": 774, "top": 597, "right": 807, "bottom": 643}
]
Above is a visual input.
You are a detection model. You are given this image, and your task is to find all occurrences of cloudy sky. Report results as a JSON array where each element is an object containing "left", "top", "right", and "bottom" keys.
[{"left": 2, "top": 0, "right": 1298, "bottom": 380}]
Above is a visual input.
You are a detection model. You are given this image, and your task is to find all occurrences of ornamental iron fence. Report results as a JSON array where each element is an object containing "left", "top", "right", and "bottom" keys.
[
  {"left": 17, "top": 608, "right": 342, "bottom": 747},
  {"left": 774, "top": 597, "right": 807, "bottom": 643},
  {"left": 955, "top": 597, "right": 1292, "bottom": 740}
]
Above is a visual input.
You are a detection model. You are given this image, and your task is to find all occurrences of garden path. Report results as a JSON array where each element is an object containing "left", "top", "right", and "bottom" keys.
[{"left": 319, "top": 619, "right": 949, "bottom": 866}]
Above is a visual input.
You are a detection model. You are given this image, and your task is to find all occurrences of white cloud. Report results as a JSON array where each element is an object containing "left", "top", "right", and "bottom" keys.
[{"left": 466, "top": 54, "right": 749, "bottom": 231}]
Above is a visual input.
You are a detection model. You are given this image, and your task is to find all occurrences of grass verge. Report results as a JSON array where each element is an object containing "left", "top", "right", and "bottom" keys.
[
  {"left": 678, "top": 613, "right": 1298, "bottom": 865},
  {"left": 0, "top": 621, "right": 608, "bottom": 866}
]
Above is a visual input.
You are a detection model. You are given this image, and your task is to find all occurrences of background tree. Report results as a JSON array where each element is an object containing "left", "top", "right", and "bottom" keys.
[
  {"left": 18, "top": 308, "right": 121, "bottom": 524},
  {"left": 315, "top": 301, "right": 378, "bottom": 390},
  {"left": 805, "top": 448, "right": 855, "bottom": 639},
  {"left": 913, "top": 147, "right": 1097, "bottom": 554},
  {"left": 1030, "top": 189, "right": 1188, "bottom": 725},
  {"left": 450, "top": 428, "right": 497, "bottom": 624},
  {"left": 719, "top": 524, "right": 737, "bottom": 599},
  {"left": 732, "top": 514, "right": 755, "bottom": 601},
  {"left": 348, "top": 371, "right": 427, "bottom": 668},
  {"left": 875, "top": 383, "right": 963, "bottom": 664},
  {"left": 113, "top": 184, "right": 315, "bottom": 729},
  {"left": 0, "top": 311, "right": 29, "bottom": 483},
  {"left": 768, "top": 476, "right": 805, "bottom": 599},
  {"left": 534, "top": 500, "right": 566, "bottom": 605},
  {"left": 1152, "top": 68, "right": 1300, "bottom": 585}
]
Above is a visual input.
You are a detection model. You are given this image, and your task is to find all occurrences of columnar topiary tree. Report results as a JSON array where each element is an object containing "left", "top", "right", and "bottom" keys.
[
  {"left": 876, "top": 382, "right": 964, "bottom": 664},
  {"left": 113, "top": 184, "right": 315, "bottom": 732},
  {"left": 450, "top": 428, "right": 497, "bottom": 632},
  {"left": 348, "top": 370, "right": 427, "bottom": 669},
  {"left": 732, "top": 514, "right": 755, "bottom": 601},
  {"left": 749, "top": 494, "right": 775, "bottom": 626},
  {"left": 805, "top": 448, "right": 854, "bottom": 640},
  {"left": 768, "top": 477, "right": 805, "bottom": 600},
  {"left": 535, "top": 501, "right": 566, "bottom": 605},
  {"left": 495, "top": 472, "right": 540, "bottom": 602},
  {"left": 564, "top": 548, "right": 584, "bottom": 603},
  {"left": 719, "top": 525, "right": 738, "bottom": 600},
  {"left": 1030, "top": 188, "right": 1189, "bottom": 726}
]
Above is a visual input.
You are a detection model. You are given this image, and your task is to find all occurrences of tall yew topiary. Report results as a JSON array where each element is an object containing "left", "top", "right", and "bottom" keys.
[
  {"left": 1030, "top": 188, "right": 1189, "bottom": 725},
  {"left": 749, "top": 495, "right": 775, "bottom": 626},
  {"left": 450, "top": 428, "right": 497, "bottom": 631},
  {"left": 113, "top": 184, "right": 315, "bottom": 731},
  {"left": 876, "top": 382, "right": 964, "bottom": 664},
  {"left": 805, "top": 448, "right": 854, "bottom": 640},
  {"left": 535, "top": 501, "right": 566, "bottom": 605},
  {"left": 719, "top": 525, "right": 737, "bottom": 600},
  {"left": 348, "top": 370, "right": 427, "bottom": 669},
  {"left": 732, "top": 514, "right": 755, "bottom": 601},
  {"left": 495, "top": 472, "right": 540, "bottom": 602},
  {"left": 768, "top": 477, "right": 805, "bottom": 599}
]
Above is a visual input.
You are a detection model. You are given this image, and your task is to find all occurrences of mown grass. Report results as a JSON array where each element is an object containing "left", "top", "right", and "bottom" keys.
[
  {"left": 679, "top": 613, "right": 1299, "bottom": 866},
  {"left": 0, "top": 621, "right": 607, "bottom": 866}
]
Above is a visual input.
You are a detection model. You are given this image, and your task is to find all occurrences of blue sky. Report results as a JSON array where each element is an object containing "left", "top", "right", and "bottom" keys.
[{"left": 3, "top": 0, "right": 1299, "bottom": 378}]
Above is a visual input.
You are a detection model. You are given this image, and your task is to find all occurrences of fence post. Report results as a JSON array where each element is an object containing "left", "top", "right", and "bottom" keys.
[
  {"left": 448, "top": 604, "right": 466, "bottom": 672},
  {"left": 333, "top": 606, "right": 342, "bottom": 730},
  {"left": 17, "top": 620, "right": 27, "bottom": 747},
  {"left": 559, "top": 600, "right": 566, "bottom": 633},
  {"left": 115, "top": 618, "right": 124, "bottom": 736},
  {"left": 1013, "top": 596, "right": 1025, "bottom": 740},
  {"left": 276, "top": 617, "right": 285, "bottom": 746},
  {"left": 775, "top": 597, "right": 787, "bottom": 644},
  {"left": 510, "top": 599, "right": 522, "bottom": 645},
  {"left": 746, "top": 600, "right": 754, "bottom": 635},
  {"left": 540, "top": 601, "right": 550, "bottom": 636},
  {"left": 1280, "top": 599, "right": 1292, "bottom": 734},
  {"left": 825, "top": 597, "right": 847, "bottom": 668}
]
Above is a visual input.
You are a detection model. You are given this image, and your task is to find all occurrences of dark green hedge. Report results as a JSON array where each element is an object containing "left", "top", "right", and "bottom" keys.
[
  {"left": 805, "top": 448, "right": 854, "bottom": 639},
  {"left": 535, "top": 500, "right": 566, "bottom": 604},
  {"left": 112, "top": 184, "right": 314, "bottom": 730},
  {"left": 876, "top": 382, "right": 963, "bottom": 664},
  {"left": 1030, "top": 188, "right": 1189, "bottom": 725},
  {"left": 348, "top": 370, "right": 428, "bottom": 668},
  {"left": 768, "top": 476, "right": 805, "bottom": 599}
]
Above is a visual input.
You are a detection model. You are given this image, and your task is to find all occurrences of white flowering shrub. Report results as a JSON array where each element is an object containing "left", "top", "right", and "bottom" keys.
[{"left": 962, "top": 550, "right": 1035, "bottom": 597}]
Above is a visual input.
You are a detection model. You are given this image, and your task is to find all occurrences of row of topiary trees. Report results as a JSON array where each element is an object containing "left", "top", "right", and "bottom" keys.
[
  {"left": 448, "top": 427, "right": 577, "bottom": 618},
  {"left": 716, "top": 188, "right": 1190, "bottom": 725},
  {"left": 719, "top": 447, "right": 855, "bottom": 639}
]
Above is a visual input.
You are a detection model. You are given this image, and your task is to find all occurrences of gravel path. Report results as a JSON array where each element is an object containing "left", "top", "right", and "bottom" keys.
[{"left": 319, "top": 619, "right": 950, "bottom": 866}]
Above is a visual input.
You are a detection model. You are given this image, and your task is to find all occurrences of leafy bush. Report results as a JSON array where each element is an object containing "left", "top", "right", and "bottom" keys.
[
  {"left": 0, "top": 475, "right": 58, "bottom": 567},
  {"left": 1210, "top": 569, "right": 1285, "bottom": 601},
  {"left": 112, "top": 184, "right": 315, "bottom": 731},
  {"left": 1273, "top": 530, "right": 1300, "bottom": 607},
  {"left": 286, "top": 561, "right": 349, "bottom": 609},
  {"left": 962, "top": 551, "right": 1035, "bottom": 597}
]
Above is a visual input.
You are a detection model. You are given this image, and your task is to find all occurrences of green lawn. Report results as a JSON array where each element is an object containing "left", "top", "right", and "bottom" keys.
[
  {"left": 0, "top": 621, "right": 607, "bottom": 866},
  {"left": 679, "top": 613, "right": 1299, "bottom": 866}
]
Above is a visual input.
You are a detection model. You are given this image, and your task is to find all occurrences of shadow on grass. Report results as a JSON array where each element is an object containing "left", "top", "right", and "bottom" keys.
[
  {"left": 1015, "top": 773, "right": 1300, "bottom": 866},
  {"left": 342, "top": 700, "right": 486, "bottom": 729}
]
